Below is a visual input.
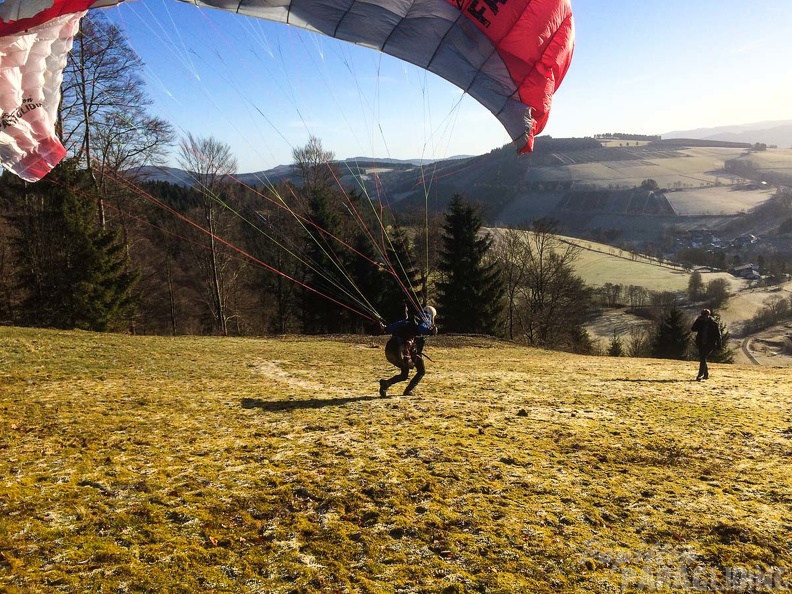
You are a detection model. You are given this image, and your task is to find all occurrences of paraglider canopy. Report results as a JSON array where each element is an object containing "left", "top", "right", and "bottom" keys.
[{"left": 0, "top": 0, "right": 574, "bottom": 182}]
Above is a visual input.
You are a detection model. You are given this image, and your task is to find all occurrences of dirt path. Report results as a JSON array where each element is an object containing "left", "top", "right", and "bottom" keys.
[{"left": 741, "top": 337, "right": 760, "bottom": 365}]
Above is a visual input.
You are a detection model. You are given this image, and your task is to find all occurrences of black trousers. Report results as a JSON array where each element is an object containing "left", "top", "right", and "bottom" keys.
[
  {"left": 697, "top": 346, "right": 714, "bottom": 378},
  {"left": 383, "top": 335, "right": 425, "bottom": 392},
  {"left": 386, "top": 356, "right": 425, "bottom": 392}
]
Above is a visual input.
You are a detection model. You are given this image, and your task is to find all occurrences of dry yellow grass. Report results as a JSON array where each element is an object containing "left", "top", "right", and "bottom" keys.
[{"left": 1, "top": 327, "right": 792, "bottom": 593}]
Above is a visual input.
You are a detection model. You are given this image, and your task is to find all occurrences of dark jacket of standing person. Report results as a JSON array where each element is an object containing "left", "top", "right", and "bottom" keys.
[
  {"left": 691, "top": 309, "right": 721, "bottom": 381},
  {"left": 378, "top": 306, "right": 437, "bottom": 397}
]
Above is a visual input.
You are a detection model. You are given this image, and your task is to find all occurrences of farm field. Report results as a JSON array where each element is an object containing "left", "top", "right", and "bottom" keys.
[
  {"left": 2, "top": 327, "right": 792, "bottom": 593},
  {"left": 556, "top": 235, "right": 745, "bottom": 294},
  {"left": 733, "top": 148, "right": 792, "bottom": 175},
  {"left": 664, "top": 186, "right": 774, "bottom": 216},
  {"left": 486, "top": 229, "right": 716, "bottom": 294},
  {"left": 531, "top": 147, "right": 748, "bottom": 190}
]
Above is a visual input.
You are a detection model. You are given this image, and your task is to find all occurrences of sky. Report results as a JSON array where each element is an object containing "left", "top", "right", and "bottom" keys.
[{"left": 103, "top": 0, "right": 792, "bottom": 173}]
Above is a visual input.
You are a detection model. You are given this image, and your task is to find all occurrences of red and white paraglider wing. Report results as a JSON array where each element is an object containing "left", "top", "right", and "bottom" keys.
[
  {"left": 178, "top": 0, "right": 574, "bottom": 153},
  {"left": 0, "top": 0, "right": 122, "bottom": 182}
]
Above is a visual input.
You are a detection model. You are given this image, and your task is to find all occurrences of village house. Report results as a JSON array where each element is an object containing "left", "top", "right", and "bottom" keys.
[{"left": 730, "top": 263, "right": 761, "bottom": 280}]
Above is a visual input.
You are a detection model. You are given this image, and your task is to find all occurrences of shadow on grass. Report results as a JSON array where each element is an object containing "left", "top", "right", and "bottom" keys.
[
  {"left": 608, "top": 378, "right": 698, "bottom": 383},
  {"left": 241, "top": 395, "right": 380, "bottom": 412}
]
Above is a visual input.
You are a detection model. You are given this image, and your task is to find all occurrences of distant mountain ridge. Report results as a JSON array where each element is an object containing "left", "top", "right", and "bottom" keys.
[
  {"left": 132, "top": 155, "right": 474, "bottom": 187},
  {"left": 663, "top": 120, "right": 792, "bottom": 148}
]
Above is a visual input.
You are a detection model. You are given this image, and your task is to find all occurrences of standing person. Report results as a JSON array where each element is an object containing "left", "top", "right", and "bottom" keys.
[
  {"left": 378, "top": 306, "right": 438, "bottom": 397},
  {"left": 691, "top": 309, "right": 721, "bottom": 381}
]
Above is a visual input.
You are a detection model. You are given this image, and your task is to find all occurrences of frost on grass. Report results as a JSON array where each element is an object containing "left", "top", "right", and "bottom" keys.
[{"left": 1, "top": 328, "right": 791, "bottom": 593}]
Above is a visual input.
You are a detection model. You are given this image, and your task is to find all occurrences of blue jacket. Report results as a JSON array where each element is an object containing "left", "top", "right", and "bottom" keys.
[{"left": 385, "top": 316, "right": 433, "bottom": 339}]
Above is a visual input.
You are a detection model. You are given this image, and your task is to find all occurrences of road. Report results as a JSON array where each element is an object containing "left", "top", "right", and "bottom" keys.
[{"left": 741, "top": 337, "right": 760, "bottom": 365}]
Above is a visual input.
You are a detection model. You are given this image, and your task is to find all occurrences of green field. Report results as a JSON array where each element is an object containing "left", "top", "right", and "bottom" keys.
[
  {"left": 494, "top": 232, "right": 744, "bottom": 295},
  {"left": 2, "top": 328, "right": 791, "bottom": 593}
]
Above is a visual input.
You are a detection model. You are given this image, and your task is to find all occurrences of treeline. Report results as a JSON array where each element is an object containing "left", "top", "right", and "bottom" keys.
[
  {"left": 0, "top": 157, "right": 739, "bottom": 366},
  {"left": 0, "top": 142, "right": 601, "bottom": 354},
  {"left": 0, "top": 162, "right": 596, "bottom": 351},
  {"left": 604, "top": 307, "right": 733, "bottom": 364},
  {"left": 0, "top": 140, "right": 430, "bottom": 336},
  {"left": 0, "top": 11, "right": 600, "bottom": 349},
  {"left": 0, "top": 11, "right": 741, "bottom": 361},
  {"left": 593, "top": 133, "right": 661, "bottom": 141}
]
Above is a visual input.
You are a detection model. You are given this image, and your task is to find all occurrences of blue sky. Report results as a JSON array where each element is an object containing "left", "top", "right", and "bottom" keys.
[{"left": 105, "top": 0, "right": 792, "bottom": 173}]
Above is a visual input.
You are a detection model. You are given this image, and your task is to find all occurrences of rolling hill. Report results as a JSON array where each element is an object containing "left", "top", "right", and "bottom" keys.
[
  {"left": 139, "top": 136, "right": 788, "bottom": 239},
  {"left": 132, "top": 125, "right": 792, "bottom": 259}
]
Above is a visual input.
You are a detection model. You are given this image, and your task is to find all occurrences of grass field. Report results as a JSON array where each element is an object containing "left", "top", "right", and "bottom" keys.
[
  {"left": 664, "top": 187, "right": 774, "bottom": 216},
  {"left": 538, "top": 147, "right": 749, "bottom": 191},
  {"left": 734, "top": 150, "right": 792, "bottom": 175},
  {"left": 2, "top": 327, "right": 792, "bottom": 593},
  {"left": 553, "top": 235, "right": 746, "bottom": 295}
]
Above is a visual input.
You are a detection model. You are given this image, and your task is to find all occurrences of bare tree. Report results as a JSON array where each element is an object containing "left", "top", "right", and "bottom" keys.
[
  {"left": 292, "top": 135, "right": 338, "bottom": 193},
  {"left": 493, "top": 227, "right": 532, "bottom": 340},
  {"left": 178, "top": 133, "right": 239, "bottom": 335},
  {"left": 0, "top": 218, "right": 15, "bottom": 323},
  {"left": 60, "top": 12, "right": 174, "bottom": 228},
  {"left": 516, "top": 219, "right": 591, "bottom": 348}
]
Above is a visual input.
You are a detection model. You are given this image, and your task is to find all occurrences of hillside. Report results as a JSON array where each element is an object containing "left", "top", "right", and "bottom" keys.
[
  {"left": 526, "top": 233, "right": 792, "bottom": 366},
  {"left": 346, "top": 141, "right": 787, "bottom": 243},
  {"left": 134, "top": 133, "right": 792, "bottom": 247},
  {"left": 2, "top": 328, "right": 792, "bottom": 593}
]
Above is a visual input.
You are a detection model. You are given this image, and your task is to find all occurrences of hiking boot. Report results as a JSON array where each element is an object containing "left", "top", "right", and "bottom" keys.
[
  {"left": 379, "top": 379, "right": 389, "bottom": 398},
  {"left": 402, "top": 388, "right": 413, "bottom": 396}
]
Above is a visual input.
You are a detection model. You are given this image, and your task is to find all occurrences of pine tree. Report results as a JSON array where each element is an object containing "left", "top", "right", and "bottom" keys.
[
  {"left": 301, "top": 185, "right": 348, "bottom": 334},
  {"left": 436, "top": 195, "right": 504, "bottom": 334},
  {"left": 4, "top": 159, "right": 138, "bottom": 331},
  {"left": 607, "top": 332, "right": 625, "bottom": 356},
  {"left": 650, "top": 307, "right": 691, "bottom": 360}
]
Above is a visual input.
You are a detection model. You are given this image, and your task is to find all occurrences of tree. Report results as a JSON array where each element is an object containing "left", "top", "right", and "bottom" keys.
[
  {"left": 292, "top": 135, "right": 339, "bottom": 194},
  {"left": 240, "top": 195, "right": 302, "bottom": 334},
  {"left": 599, "top": 283, "right": 623, "bottom": 307},
  {"left": 707, "top": 315, "right": 734, "bottom": 364},
  {"left": 626, "top": 325, "right": 652, "bottom": 358},
  {"left": 704, "top": 278, "right": 731, "bottom": 309},
  {"left": 178, "top": 133, "right": 239, "bottom": 335},
  {"left": 2, "top": 159, "right": 137, "bottom": 331},
  {"left": 513, "top": 218, "right": 593, "bottom": 349},
  {"left": 607, "top": 332, "right": 625, "bottom": 357},
  {"left": 0, "top": 217, "right": 16, "bottom": 323},
  {"left": 377, "top": 224, "right": 425, "bottom": 323},
  {"left": 60, "top": 12, "right": 174, "bottom": 227},
  {"left": 436, "top": 195, "right": 504, "bottom": 335},
  {"left": 640, "top": 179, "right": 659, "bottom": 191},
  {"left": 493, "top": 227, "right": 531, "bottom": 339},
  {"left": 687, "top": 270, "right": 704, "bottom": 302},
  {"left": 650, "top": 307, "right": 691, "bottom": 360}
]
